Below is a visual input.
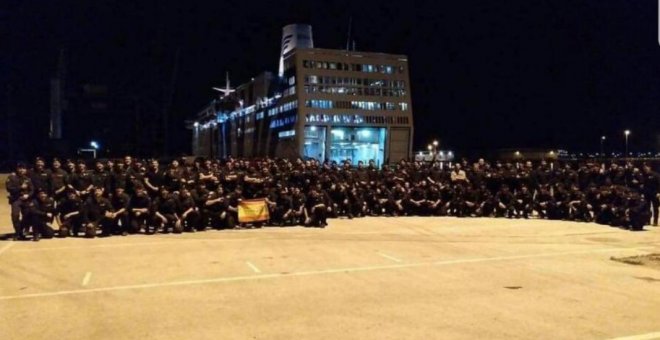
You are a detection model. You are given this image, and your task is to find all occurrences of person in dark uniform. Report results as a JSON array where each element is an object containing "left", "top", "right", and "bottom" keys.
[
  {"left": 163, "top": 159, "right": 183, "bottom": 193},
  {"left": 81, "top": 187, "right": 114, "bottom": 238},
  {"left": 205, "top": 189, "right": 229, "bottom": 230},
  {"left": 625, "top": 192, "right": 649, "bottom": 231},
  {"left": 642, "top": 164, "right": 659, "bottom": 226},
  {"left": 568, "top": 185, "right": 592, "bottom": 222},
  {"left": 49, "top": 158, "right": 69, "bottom": 202},
  {"left": 91, "top": 161, "right": 111, "bottom": 196},
  {"left": 495, "top": 185, "right": 515, "bottom": 218},
  {"left": 533, "top": 185, "right": 554, "bottom": 219},
  {"left": 29, "top": 189, "right": 56, "bottom": 241},
  {"left": 6, "top": 163, "right": 33, "bottom": 240},
  {"left": 225, "top": 186, "right": 243, "bottom": 229},
  {"left": 514, "top": 186, "right": 533, "bottom": 219},
  {"left": 176, "top": 187, "right": 200, "bottom": 232},
  {"left": 129, "top": 186, "right": 151, "bottom": 234},
  {"left": 69, "top": 161, "right": 93, "bottom": 200},
  {"left": 272, "top": 186, "right": 294, "bottom": 226},
  {"left": 152, "top": 187, "right": 181, "bottom": 234},
  {"left": 476, "top": 184, "right": 495, "bottom": 217},
  {"left": 145, "top": 160, "right": 164, "bottom": 198},
  {"left": 109, "top": 186, "right": 131, "bottom": 236},
  {"left": 30, "top": 157, "right": 51, "bottom": 195},
  {"left": 304, "top": 188, "right": 327, "bottom": 227},
  {"left": 56, "top": 189, "right": 82, "bottom": 237}
]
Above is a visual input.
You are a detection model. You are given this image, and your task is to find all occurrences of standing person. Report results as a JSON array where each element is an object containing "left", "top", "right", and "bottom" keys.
[
  {"left": 450, "top": 163, "right": 469, "bottom": 185},
  {"left": 81, "top": 187, "right": 114, "bottom": 238},
  {"left": 30, "top": 157, "right": 51, "bottom": 194},
  {"left": 145, "top": 159, "right": 164, "bottom": 198},
  {"left": 29, "top": 190, "right": 56, "bottom": 241},
  {"left": 642, "top": 164, "right": 659, "bottom": 226},
  {"left": 6, "top": 163, "right": 33, "bottom": 240},
  {"left": 91, "top": 161, "right": 111, "bottom": 196},
  {"left": 69, "top": 161, "right": 93, "bottom": 200},
  {"left": 48, "top": 158, "right": 69, "bottom": 202},
  {"left": 167, "top": 159, "right": 184, "bottom": 192},
  {"left": 110, "top": 161, "right": 129, "bottom": 194}
]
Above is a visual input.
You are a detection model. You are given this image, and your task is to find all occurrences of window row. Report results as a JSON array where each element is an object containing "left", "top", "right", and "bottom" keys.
[
  {"left": 305, "top": 114, "right": 410, "bottom": 125},
  {"left": 304, "top": 85, "right": 407, "bottom": 97},
  {"left": 305, "top": 100, "right": 409, "bottom": 111},
  {"left": 306, "top": 114, "right": 365, "bottom": 124},
  {"left": 283, "top": 86, "right": 296, "bottom": 97},
  {"left": 305, "top": 75, "right": 405, "bottom": 88},
  {"left": 302, "top": 60, "right": 404, "bottom": 74},
  {"left": 267, "top": 100, "right": 298, "bottom": 117}
]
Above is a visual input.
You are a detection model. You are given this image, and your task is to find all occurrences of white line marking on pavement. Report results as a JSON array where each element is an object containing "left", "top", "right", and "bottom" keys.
[
  {"left": 0, "top": 246, "right": 651, "bottom": 301},
  {"left": 378, "top": 252, "right": 403, "bottom": 263},
  {"left": 608, "top": 331, "right": 660, "bottom": 340},
  {"left": 82, "top": 272, "right": 92, "bottom": 287},
  {"left": 0, "top": 242, "right": 14, "bottom": 256},
  {"left": 9, "top": 239, "right": 252, "bottom": 253},
  {"left": 246, "top": 261, "right": 261, "bottom": 273}
]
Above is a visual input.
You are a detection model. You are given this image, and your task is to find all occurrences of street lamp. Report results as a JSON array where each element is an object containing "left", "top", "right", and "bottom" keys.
[
  {"left": 624, "top": 130, "right": 630, "bottom": 158},
  {"left": 600, "top": 136, "right": 606, "bottom": 157}
]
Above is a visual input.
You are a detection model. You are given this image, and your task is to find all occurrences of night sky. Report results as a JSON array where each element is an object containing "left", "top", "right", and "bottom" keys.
[{"left": 2, "top": 0, "right": 659, "bottom": 158}]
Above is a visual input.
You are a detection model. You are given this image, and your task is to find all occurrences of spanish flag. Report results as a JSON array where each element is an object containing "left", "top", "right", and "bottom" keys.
[{"left": 238, "top": 199, "right": 270, "bottom": 223}]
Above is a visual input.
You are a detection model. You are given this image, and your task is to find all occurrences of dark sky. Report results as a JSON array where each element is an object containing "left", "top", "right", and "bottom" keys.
[{"left": 3, "top": 0, "right": 660, "bottom": 157}]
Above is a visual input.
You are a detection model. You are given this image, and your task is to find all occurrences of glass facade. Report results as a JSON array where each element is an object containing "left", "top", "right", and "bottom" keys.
[
  {"left": 304, "top": 126, "right": 326, "bottom": 160},
  {"left": 328, "top": 127, "right": 386, "bottom": 167}
]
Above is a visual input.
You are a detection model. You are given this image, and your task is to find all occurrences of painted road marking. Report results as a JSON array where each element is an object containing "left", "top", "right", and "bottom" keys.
[
  {"left": 378, "top": 252, "right": 403, "bottom": 263},
  {"left": 0, "top": 242, "right": 14, "bottom": 256},
  {"left": 608, "top": 331, "right": 660, "bottom": 340},
  {"left": 246, "top": 261, "right": 261, "bottom": 273},
  {"left": 9, "top": 238, "right": 253, "bottom": 253},
  {"left": 82, "top": 272, "right": 92, "bottom": 286},
  {"left": 0, "top": 246, "right": 651, "bottom": 301}
]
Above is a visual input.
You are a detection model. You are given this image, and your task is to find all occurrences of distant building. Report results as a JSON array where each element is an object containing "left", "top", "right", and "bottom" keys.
[{"left": 189, "top": 24, "right": 414, "bottom": 166}]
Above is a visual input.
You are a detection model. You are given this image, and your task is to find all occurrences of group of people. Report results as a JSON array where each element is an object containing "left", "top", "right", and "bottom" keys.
[{"left": 5, "top": 156, "right": 660, "bottom": 241}]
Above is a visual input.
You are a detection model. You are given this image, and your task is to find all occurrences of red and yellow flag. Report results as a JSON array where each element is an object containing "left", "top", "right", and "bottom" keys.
[{"left": 238, "top": 199, "right": 270, "bottom": 223}]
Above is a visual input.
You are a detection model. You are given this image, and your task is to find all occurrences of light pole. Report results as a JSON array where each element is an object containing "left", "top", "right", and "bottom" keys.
[
  {"left": 600, "top": 136, "right": 606, "bottom": 157},
  {"left": 624, "top": 130, "right": 630, "bottom": 158},
  {"left": 427, "top": 144, "right": 433, "bottom": 163},
  {"left": 432, "top": 140, "right": 439, "bottom": 161}
]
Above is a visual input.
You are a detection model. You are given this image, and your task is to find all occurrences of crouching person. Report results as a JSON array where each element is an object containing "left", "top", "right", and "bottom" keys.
[
  {"left": 109, "top": 187, "right": 130, "bottom": 236},
  {"left": 56, "top": 190, "right": 82, "bottom": 237},
  {"left": 177, "top": 187, "right": 200, "bottom": 232},
  {"left": 205, "top": 190, "right": 228, "bottom": 229},
  {"left": 129, "top": 186, "right": 151, "bottom": 234},
  {"left": 29, "top": 189, "right": 56, "bottom": 241},
  {"left": 304, "top": 189, "right": 327, "bottom": 227},
  {"left": 81, "top": 187, "right": 114, "bottom": 238},
  {"left": 152, "top": 187, "right": 181, "bottom": 234}
]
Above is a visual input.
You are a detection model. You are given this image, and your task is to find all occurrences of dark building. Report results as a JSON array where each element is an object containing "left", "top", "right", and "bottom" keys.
[{"left": 189, "top": 24, "right": 414, "bottom": 166}]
